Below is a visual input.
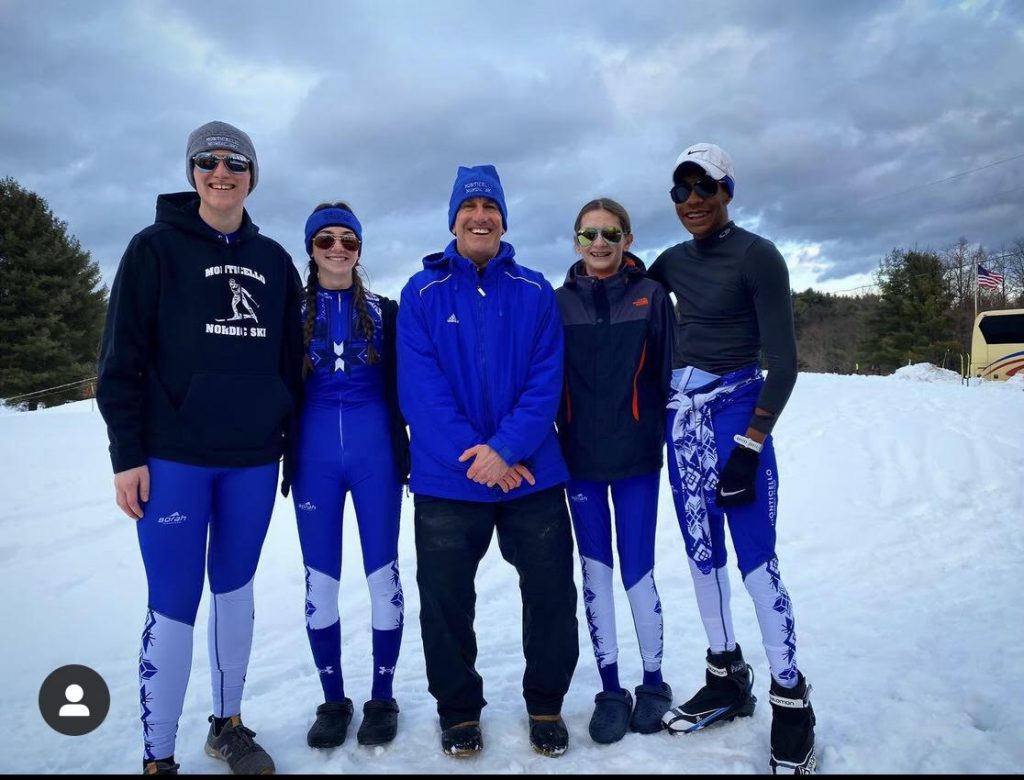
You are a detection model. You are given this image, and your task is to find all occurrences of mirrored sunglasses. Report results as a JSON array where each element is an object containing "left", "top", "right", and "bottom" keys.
[
  {"left": 576, "top": 226, "right": 625, "bottom": 247},
  {"left": 192, "top": 152, "right": 251, "bottom": 174}
]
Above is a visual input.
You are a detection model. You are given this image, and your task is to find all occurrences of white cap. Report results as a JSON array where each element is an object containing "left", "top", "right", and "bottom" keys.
[{"left": 673, "top": 142, "right": 735, "bottom": 183}]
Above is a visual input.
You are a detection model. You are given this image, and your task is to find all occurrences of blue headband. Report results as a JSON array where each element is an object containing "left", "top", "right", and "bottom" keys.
[{"left": 304, "top": 207, "right": 362, "bottom": 255}]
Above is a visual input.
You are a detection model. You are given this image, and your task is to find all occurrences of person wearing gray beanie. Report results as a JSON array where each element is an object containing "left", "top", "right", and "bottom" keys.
[
  {"left": 96, "top": 116, "right": 302, "bottom": 776},
  {"left": 186, "top": 120, "right": 259, "bottom": 192}
]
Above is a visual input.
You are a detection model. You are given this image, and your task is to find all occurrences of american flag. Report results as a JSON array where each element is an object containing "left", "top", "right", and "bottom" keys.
[{"left": 977, "top": 265, "right": 1004, "bottom": 289}]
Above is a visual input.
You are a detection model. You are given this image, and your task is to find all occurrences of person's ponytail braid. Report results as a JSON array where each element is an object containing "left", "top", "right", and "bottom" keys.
[
  {"left": 301, "top": 259, "right": 319, "bottom": 380},
  {"left": 352, "top": 267, "right": 380, "bottom": 365}
]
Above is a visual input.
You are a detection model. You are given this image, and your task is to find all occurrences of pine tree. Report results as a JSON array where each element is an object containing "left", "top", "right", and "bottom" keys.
[
  {"left": 0, "top": 177, "right": 107, "bottom": 407},
  {"left": 860, "top": 249, "right": 958, "bottom": 372},
  {"left": 793, "top": 289, "right": 881, "bottom": 374}
]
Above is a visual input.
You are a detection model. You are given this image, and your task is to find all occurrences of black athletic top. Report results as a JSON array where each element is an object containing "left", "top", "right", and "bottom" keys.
[{"left": 647, "top": 222, "right": 797, "bottom": 434}]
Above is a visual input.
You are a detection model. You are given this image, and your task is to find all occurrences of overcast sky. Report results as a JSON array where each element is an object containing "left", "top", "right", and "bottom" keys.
[{"left": 2, "top": 0, "right": 1022, "bottom": 298}]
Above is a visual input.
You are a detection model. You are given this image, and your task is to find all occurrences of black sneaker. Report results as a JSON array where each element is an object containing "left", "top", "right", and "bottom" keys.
[
  {"left": 630, "top": 682, "right": 673, "bottom": 734},
  {"left": 204, "top": 715, "right": 276, "bottom": 775},
  {"left": 589, "top": 689, "right": 633, "bottom": 744},
  {"left": 529, "top": 715, "right": 568, "bottom": 757},
  {"left": 142, "top": 759, "right": 179, "bottom": 775},
  {"left": 441, "top": 721, "right": 483, "bottom": 756},
  {"left": 662, "top": 645, "right": 756, "bottom": 734},
  {"left": 306, "top": 699, "right": 354, "bottom": 749},
  {"left": 357, "top": 698, "right": 400, "bottom": 746},
  {"left": 769, "top": 673, "right": 817, "bottom": 775}
]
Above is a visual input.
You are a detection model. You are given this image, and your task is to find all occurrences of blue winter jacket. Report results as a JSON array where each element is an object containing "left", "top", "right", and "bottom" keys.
[{"left": 397, "top": 239, "right": 569, "bottom": 502}]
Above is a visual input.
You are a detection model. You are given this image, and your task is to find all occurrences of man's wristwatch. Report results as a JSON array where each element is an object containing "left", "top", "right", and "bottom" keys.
[{"left": 733, "top": 434, "right": 764, "bottom": 454}]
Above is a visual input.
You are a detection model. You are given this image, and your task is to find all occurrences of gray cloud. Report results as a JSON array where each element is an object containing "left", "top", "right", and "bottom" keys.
[{"left": 1, "top": 0, "right": 1021, "bottom": 298}]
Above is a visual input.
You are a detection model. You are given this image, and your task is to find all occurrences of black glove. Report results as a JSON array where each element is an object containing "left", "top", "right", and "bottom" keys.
[{"left": 715, "top": 445, "right": 760, "bottom": 507}]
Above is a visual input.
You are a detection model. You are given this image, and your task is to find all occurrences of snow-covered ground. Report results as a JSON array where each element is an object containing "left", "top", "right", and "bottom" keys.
[{"left": 1, "top": 369, "right": 1022, "bottom": 774}]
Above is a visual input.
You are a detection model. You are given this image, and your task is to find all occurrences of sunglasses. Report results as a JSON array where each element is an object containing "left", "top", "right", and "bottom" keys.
[
  {"left": 312, "top": 233, "right": 362, "bottom": 252},
  {"left": 576, "top": 226, "right": 625, "bottom": 247},
  {"left": 191, "top": 152, "right": 252, "bottom": 174},
  {"left": 670, "top": 175, "right": 720, "bottom": 204}
]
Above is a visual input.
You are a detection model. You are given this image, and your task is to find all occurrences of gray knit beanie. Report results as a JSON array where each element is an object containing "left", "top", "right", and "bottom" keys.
[{"left": 186, "top": 120, "right": 258, "bottom": 192}]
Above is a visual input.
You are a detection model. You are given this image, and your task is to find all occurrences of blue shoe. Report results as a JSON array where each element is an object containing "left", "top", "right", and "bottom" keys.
[
  {"left": 630, "top": 682, "right": 673, "bottom": 733},
  {"left": 588, "top": 689, "right": 633, "bottom": 744}
]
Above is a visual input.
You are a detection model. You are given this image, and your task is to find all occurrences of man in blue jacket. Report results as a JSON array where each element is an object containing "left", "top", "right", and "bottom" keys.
[{"left": 397, "top": 165, "right": 579, "bottom": 758}]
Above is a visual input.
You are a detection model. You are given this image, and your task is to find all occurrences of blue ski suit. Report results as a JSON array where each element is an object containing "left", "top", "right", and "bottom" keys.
[{"left": 291, "top": 286, "right": 408, "bottom": 704}]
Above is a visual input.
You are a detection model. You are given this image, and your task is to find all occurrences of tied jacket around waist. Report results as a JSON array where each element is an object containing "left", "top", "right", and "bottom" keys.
[
  {"left": 397, "top": 239, "right": 569, "bottom": 502},
  {"left": 555, "top": 253, "right": 674, "bottom": 482}
]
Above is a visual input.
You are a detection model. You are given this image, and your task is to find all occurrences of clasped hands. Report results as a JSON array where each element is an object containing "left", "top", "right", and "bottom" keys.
[{"left": 459, "top": 444, "right": 535, "bottom": 494}]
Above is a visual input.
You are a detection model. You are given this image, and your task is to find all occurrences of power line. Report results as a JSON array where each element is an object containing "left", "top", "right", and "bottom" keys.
[
  {"left": 3, "top": 376, "right": 96, "bottom": 404},
  {"left": 808, "top": 250, "right": 1021, "bottom": 296},
  {"left": 861, "top": 151, "right": 1024, "bottom": 205}
]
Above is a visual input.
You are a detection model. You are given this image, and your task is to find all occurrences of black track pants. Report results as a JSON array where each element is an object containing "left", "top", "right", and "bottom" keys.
[{"left": 414, "top": 486, "right": 579, "bottom": 729}]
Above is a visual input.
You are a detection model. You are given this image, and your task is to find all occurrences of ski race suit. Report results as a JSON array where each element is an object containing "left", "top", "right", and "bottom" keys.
[
  {"left": 96, "top": 192, "right": 303, "bottom": 761},
  {"left": 647, "top": 221, "right": 802, "bottom": 687},
  {"left": 397, "top": 239, "right": 579, "bottom": 729},
  {"left": 555, "top": 254, "right": 674, "bottom": 692},
  {"left": 290, "top": 286, "right": 409, "bottom": 704}
]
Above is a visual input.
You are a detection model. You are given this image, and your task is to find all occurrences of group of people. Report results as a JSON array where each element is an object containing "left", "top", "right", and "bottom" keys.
[{"left": 96, "top": 121, "right": 816, "bottom": 776}]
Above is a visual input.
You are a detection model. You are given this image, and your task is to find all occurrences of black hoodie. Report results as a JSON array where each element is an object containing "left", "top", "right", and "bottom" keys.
[
  {"left": 555, "top": 253, "right": 674, "bottom": 482},
  {"left": 97, "top": 192, "right": 303, "bottom": 476}
]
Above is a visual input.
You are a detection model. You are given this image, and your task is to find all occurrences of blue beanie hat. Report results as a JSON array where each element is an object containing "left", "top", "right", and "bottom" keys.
[
  {"left": 304, "top": 207, "right": 363, "bottom": 255},
  {"left": 448, "top": 164, "right": 508, "bottom": 231}
]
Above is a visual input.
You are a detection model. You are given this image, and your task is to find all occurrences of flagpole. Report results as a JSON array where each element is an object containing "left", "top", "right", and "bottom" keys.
[{"left": 973, "top": 253, "right": 978, "bottom": 323}]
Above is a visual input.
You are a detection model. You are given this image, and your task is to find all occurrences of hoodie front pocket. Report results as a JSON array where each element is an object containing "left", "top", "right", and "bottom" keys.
[{"left": 178, "top": 373, "right": 291, "bottom": 452}]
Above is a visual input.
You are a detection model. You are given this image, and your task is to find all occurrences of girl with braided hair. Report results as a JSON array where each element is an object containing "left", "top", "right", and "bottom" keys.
[{"left": 292, "top": 202, "right": 409, "bottom": 749}]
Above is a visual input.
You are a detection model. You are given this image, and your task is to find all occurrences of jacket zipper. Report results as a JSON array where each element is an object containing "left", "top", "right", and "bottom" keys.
[
  {"left": 476, "top": 280, "right": 494, "bottom": 440},
  {"left": 632, "top": 339, "right": 647, "bottom": 422},
  {"left": 335, "top": 293, "right": 344, "bottom": 449}
]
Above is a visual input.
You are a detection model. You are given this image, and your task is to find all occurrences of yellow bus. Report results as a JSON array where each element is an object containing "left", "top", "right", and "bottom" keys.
[{"left": 970, "top": 308, "right": 1024, "bottom": 380}]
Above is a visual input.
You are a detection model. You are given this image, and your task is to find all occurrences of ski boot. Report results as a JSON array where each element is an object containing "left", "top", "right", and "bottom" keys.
[
  {"left": 662, "top": 644, "right": 756, "bottom": 734},
  {"left": 769, "top": 672, "right": 816, "bottom": 775}
]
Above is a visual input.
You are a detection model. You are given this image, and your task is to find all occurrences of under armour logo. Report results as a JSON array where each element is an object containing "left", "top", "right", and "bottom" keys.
[
  {"left": 318, "top": 665, "right": 334, "bottom": 676},
  {"left": 377, "top": 666, "right": 395, "bottom": 676}
]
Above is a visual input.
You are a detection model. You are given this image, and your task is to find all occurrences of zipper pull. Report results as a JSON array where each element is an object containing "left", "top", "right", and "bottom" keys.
[{"left": 477, "top": 286, "right": 486, "bottom": 297}]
